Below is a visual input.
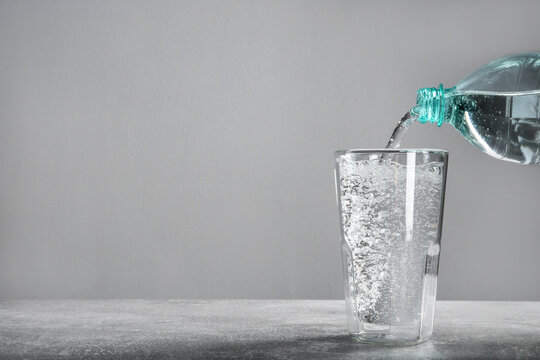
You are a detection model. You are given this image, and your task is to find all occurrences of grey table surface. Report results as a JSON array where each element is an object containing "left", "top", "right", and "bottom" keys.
[{"left": 0, "top": 300, "right": 539, "bottom": 359}]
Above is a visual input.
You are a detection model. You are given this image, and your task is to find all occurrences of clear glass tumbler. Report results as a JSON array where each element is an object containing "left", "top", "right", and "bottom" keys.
[{"left": 334, "top": 149, "right": 448, "bottom": 345}]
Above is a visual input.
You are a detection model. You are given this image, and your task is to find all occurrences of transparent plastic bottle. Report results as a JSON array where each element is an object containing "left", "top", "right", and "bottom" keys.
[{"left": 412, "top": 52, "right": 540, "bottom": 164}]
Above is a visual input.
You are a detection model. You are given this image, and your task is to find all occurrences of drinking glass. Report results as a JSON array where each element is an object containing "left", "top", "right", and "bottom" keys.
[{"left": 334, "top": 149, "right": 448, "bottom": 345}]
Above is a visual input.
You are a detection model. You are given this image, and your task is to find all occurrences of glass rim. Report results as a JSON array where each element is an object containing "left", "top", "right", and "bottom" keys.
[{"left": 335, "top": 148, "right": 448, "bottom": 156}]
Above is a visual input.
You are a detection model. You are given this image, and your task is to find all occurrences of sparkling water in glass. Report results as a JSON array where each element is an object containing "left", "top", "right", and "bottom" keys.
[{"left": 334, "top": 149, "right": 448, "bottom": 345}]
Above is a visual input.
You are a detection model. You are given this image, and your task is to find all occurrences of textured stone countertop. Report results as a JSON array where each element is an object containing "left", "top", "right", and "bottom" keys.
[{"left": 0, "top": 300, "right": 539, "bottom": 359}]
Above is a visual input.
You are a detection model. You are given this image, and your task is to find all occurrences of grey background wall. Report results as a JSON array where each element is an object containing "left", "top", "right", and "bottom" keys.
[{"left": 0, "top": 0, "right": 539, "bottom": 300}]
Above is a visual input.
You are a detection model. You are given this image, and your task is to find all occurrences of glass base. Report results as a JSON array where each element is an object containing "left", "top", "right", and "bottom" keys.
[{"left": 350, "top": 332, "right": 430, "bottom": 346}]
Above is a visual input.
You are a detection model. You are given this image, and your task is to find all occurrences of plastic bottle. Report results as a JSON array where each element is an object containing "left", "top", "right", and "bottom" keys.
[{"left": 412, "top": 52, "right": 540, "bottom": 164}]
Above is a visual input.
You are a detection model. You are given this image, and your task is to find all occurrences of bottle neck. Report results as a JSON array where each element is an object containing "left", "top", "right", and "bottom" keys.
[{"left": 411, "top": 84, "right": 452, "bottom": 127}]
